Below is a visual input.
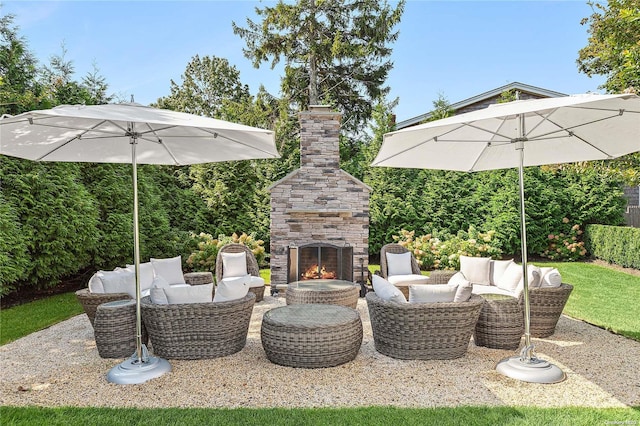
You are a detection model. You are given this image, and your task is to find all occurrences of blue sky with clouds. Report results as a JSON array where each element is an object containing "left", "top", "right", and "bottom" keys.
[{"left": 3, "top": 1, "right": 606, "bottom": 122}]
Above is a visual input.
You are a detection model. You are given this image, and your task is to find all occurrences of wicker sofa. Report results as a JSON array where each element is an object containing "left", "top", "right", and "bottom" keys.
[
  {"left": 366, "top": 292, "right": 484, "bottom": 360},
  {"left": 450, "top": 256, "right": 573, "bottom": 338},
  {"left": 141, "top": 292, "right": 255, "bottom": 360}
]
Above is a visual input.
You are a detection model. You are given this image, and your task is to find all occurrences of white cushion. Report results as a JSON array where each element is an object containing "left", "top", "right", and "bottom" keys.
[
  {"left": 490, "top": 259, "right": 514, "bottom": 286},
  {"left": 150, "top": 287, "right": 169, "bottom": 304},
  {"left": 213, "top": 276, "right": 249, "bottom": 302},
  {"left": 386, "top": 274, "right": 429, "bottom": 285},
  {"left": 126, "top": 262, "right": 154, "bottom": 291},
  {"left": 221, "top": 252, "right": 248, "bottom": 278},
  {"left": 88, "top": 273, "right": 105, "bottom": 293},
  {"left": 386, "top": 252, "right": 413, "bottom": 276},
  {"left": 151, "top": 275, "right": 170, "bottom": 289},
  {"left": 453, "top": 280, "right": 473, "bottom": 302},
  {"left": 151, "top": 256, "right": 185, "bottom": 285},
  {"left": 472, "top": 284, "right": 516, "bottom": 297},
  {"left": 372, "top": 274, "right": 407, "bottom": 304},
  {"left": 540, "top": 267, "right": 562, "bottom": 288},
  {"left": 100, "top": 270, "right": 136, "bottom": 298},
  {"left": 459, "top": 255, "right": 491, "bottom": 285},
  {"left": 163, "top": 283, "right": 214, "bottom": 304},
  {"left": 447, "top": 271, "right": 468, "bottom": 286},
  {"left": 248, "top": 275, "right": 265, "bottom": 288},
  {"left": 495, "top": 261, "right": 523, "bottom": 293},
  {"left": 408, "top": 284, "right": 457, "bottom": 303},
  {"left": 527, "top": 265, "right": 542, "bottom": 288}
]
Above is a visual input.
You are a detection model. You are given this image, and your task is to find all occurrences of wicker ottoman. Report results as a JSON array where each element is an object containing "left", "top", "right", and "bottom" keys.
[
  {"left": 474, "top": 294, "right": 524, "bottom": 350},
  {"left": 183, "top": 271, "right": 214, "bottom": 286},
  {"left": 261, "top": 304, "right": 363, "bottom": 368},
  {"left": 94, "top": 299, "right": 148, "bottom": 359},
  {"left": 286, "top": 280, "right": 360, "bottom": 308}
]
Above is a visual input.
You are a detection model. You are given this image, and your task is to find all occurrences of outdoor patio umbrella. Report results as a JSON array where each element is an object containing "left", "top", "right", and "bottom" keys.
[
  {"left": 0, "top": 102, "right": 279, "bottom": 384},
  {"left": 371, "top": 92, "right": 640, "bottom": 383}
]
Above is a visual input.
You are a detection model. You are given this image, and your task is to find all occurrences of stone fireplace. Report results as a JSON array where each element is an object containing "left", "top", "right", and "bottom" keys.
[{"left": 269, "top": 106, "right": 370, "bottom": 291}]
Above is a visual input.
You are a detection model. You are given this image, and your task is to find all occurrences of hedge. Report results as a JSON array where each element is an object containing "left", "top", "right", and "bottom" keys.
[{"left": 585, "top": 224, "right": 640, "bottom": 269}]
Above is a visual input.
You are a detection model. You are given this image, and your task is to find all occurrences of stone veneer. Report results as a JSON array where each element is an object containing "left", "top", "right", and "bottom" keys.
[{"left": 269, "top": 106, "right": 370, "bottom": 287}]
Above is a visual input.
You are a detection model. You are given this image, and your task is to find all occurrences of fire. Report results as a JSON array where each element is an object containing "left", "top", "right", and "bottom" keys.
[{"left": 301, "top": 264, "right": 337, "bottom": 280}]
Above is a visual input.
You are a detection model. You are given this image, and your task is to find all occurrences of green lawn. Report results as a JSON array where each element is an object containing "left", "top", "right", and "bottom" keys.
[{"left": 2, "top": 405, "right": 639, "bottom": 426}]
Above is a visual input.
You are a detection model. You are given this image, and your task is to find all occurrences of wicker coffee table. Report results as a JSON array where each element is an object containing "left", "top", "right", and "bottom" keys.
[
  {"left": 261, "top": 304, "right": 363, "bottom": 368},
  {"left": 94, "top": 299, "right": 148, "bottom": 359},
  {"left": 474, "top": 294, "right": 524, "bottom": 350},
  {"left": 286, "top": 279, "right": 359, "bottom": 308}
]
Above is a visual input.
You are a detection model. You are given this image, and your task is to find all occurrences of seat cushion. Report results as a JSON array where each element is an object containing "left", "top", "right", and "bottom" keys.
[
  {"left": 372, "top": 274, "right": 407, "bottom": 304},
  {"left": 387, "top": 274, "right": 429, "bottom": 285},
  {"left": 248, "top": 275, "right": 265, "bottom": 288},
  {"left": 471, "top": 284, "right": 516, "bottom": 297},
  {"left": 460, "top": 255, "right": 491, "bottom": 285},
  {"left": 386, "top": 252, "right": 413, "bottom": 276}
]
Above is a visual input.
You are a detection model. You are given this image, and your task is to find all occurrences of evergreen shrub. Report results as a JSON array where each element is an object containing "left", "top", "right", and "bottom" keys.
[{"left": 585, "top": 224, "right": 640, "bottom": 269}]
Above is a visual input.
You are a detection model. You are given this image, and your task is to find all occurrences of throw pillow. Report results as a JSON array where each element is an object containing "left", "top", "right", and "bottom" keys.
[
  {"left": 408, "top": 284, "right": 457, "bottom": 303},
  {"left": 213, "top": 276, "right": 249, "bottom": 302},
  {"left": 100, "top": 270, "right": 136, "bottom": 298},
  {"left": 453, "top": 280, "right": 473, "bottom": 302},
  {"left": 163, "top": 283, "right": 214, "bottom": 304},
  {"left": 221, "top": 252, "right": 248, "bottom": 278},
  {"left": 386, "top": 251, "right": 413, "bottom": 276},
  {"left": 495, "top": 261, "right": 523, "bottom": 293},
  {"left": 150, "top": 287, "right": 169, "bottom": 304},
  {"left": 372, "top": 274, "right": 407, "bottom": 303},
  {"left": 459, "top": 255, "right": 491, "bottom": 285},
  {"left": 540, "top": 267, "right": 562, "bottom": 287},
  {"left": 88, "top": 272, "right": 105, "bottom": 293},
  {"left": 151, "top": 275, "right": 170, "bottom": 289},
  {"left": 490, "top": 259, "right": 514, "bottom": 286},
  {"left": 151, "top": 256, "right": 185, "bottom": 285},
  {"left": 125, "top": 262, "right": 155, "bottom": 291}
]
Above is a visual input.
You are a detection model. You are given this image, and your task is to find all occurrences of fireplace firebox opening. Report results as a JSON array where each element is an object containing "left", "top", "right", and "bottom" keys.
[{"left": 288, "top": 242, "right": 353, "bottom": 283}]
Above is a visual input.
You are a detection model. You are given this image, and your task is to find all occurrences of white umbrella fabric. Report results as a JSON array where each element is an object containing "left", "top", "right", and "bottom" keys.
[
  {"left": 0, "top": 103, "right": 279, "bottom": 384},
  {"left": 372, "top": 93, "right": 640, "bottom": 383}
]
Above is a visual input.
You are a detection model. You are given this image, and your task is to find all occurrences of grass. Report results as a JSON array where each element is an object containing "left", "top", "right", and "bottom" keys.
[
  {"left": 0, "top": 292, "right": 83, "bottom": 345},
  {"left": 1, "top": 406, "right": 639, "bottom": 425},
  {"left": 539, "top": 261, "right": 640, "bottom": 341}
]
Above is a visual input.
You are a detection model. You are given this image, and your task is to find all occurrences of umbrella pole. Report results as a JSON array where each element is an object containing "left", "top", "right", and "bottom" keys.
[
  {"left": 495, "top": 119, "right": 565, "bottom": 384},
  {"left": 107, "top": 131, "right": 171, "bottom": 385}
]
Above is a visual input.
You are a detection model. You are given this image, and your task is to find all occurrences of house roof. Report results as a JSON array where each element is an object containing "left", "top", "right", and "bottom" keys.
[{"left": 396, "top": 82, "right": 568, "bottom": 129}]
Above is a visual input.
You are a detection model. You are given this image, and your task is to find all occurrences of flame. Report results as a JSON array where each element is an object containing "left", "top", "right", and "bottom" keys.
[{"left": 301, "top": 264, "right": 337, "bottom": 280}]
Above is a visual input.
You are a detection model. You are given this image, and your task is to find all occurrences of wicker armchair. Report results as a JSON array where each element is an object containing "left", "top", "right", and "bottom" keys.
[
  {"left": 216, "top": 243, "right": 265, "bottom": 302},
  {"left": 518, "top": 283, "right": 574, "bottom": 338},
  {"left": 76, "top": 272, "right": 213, "bottom": 328},
  {"left": 366, "top": 292, "right": 484, "bottom": 360},
  {"left": 141, "top": 292, "right": 255, "bottom": 360},
  {"left": 379, "top": 243, "right": 421, "bottom": 278}
]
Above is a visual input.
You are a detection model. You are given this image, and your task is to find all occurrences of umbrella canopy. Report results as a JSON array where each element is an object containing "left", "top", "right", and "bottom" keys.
[
  {"left": 0, "top": 102, "right": 279, "bottom": 384},
  {"left": 374, "top": 93, "right": 639, "bottom": 171},
  {"left": 372, "top": 93, "right": 640, "bottom": 383},
  {"left": 0, "top": 103, "right": 279, "bottom": 164}
]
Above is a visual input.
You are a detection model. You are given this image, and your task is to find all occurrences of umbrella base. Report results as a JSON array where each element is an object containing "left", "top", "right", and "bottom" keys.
[
  {"left": 107, "top": 345, "right": 171, "bottom": 384},
  {"left": 496, "top": 355, "right": 565, "bottom": 384}
]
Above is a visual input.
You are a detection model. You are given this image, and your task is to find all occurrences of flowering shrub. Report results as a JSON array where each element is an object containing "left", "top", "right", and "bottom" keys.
[
  {"left": 540, "top": 218, "right": 587, "bottom": 261},
  {"left": 393, "top": 226, "right": 502, "bottom": 270},
  {"left": 186, "top": 232, "right": 266, "bottom": 272}
]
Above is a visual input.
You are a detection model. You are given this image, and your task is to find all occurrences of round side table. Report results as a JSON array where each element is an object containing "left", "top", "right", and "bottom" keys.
[
  {"left": 94, "top": 299, "right": 148, "bottom": 359},
  {"left": 286, "top": 279, "right": 359, "bottom": 308},
  {"left": 474, "top": 294, "right": 524, "bottom": 350},
  {"left": 183, "top": 271, "right": 214, "bottom": 286},
  {"left": 261, "top": 304, "right": 363, "bottom": 368}
]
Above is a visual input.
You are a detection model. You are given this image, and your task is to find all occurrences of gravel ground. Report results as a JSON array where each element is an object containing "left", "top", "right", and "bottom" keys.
[{"left": 1, "top": 295, "right": 638, "bottom": 409}]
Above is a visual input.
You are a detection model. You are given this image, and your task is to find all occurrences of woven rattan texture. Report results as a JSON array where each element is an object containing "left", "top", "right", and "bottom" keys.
[
  {"left": 366, "top": 292, "right": 483, "bottom": 360},
  {"left": 261, "top": 304, "right": 363, "bottom": 368},
  {"left": 285, "top": 283, "right": 359, "bottom": 308},
  {"left": 519, "top": 283, "right": 574, "bottom": 338},
  {"left": 183, "top": 272, "right": 214, "bottom": 286},
  {"left": 75, "top": 289, "right": 131, "bottom": 328},
  {"left": 428, "top": 270, "right": 458, "bottom": 284},
  {"left": 94, "top": 300, "right": 148, "bottom": 358},
  {"left": 216, "top": 244, "right": 264, "bottom": 302},
  {"left": 141, "top": 292, "right": 255, "bottom": 360},
  {"left": 474, "top": 295, "right": 523, "bottom": 349}
]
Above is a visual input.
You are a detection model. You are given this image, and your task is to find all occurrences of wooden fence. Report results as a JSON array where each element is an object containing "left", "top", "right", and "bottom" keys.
[{"left": 624, "top": 206, "right": 640, "bottom": 228}]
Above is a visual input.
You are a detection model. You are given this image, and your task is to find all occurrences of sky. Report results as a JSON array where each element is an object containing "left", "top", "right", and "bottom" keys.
[{"left": 2, "top": 0, "right": 606, "bottom": 122}]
